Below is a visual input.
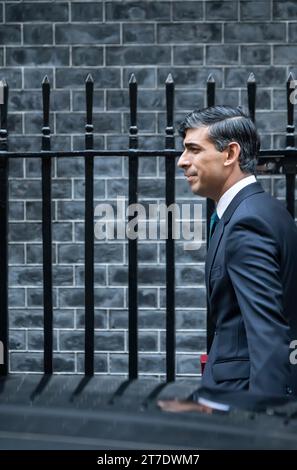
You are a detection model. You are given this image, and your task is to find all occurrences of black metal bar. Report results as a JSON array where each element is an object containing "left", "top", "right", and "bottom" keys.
[
  {"left": 85, "top": 74, "right": 94, "bottom": 152},
  {"left": 285, "top": 72, "right": 296, "bottom": 219},
  {"left": 1, "top": 149, "right": 297, "bottom": 159},
  {"left": 206, "top": 74, "right": 215, "bottom": 109},
  {"left": 247, "top": 73, "right": 256, "bottom": 123},
  {"left": 286, "top": 72, "right": 295, "bottom": 149},
  {"left": 165, "top": 73, "right": 175, "bottom": 382},
  {"left": 206, "top": 75, "right": 216, "bottom": 354},
  {"left": 0, "top": 79, "right": 9, "bottom": 376},
  {"left": 41, "top": 76, "right": 53, "bottom": 374},
  {"left": 84, "top": 74, "right": 95, "bottom": 376},
  {"left": 128, "top": 74, "right": 138, "bottom": 380},
  {"left": 206, "top": 75, "right": 216, "bottom": 251}
]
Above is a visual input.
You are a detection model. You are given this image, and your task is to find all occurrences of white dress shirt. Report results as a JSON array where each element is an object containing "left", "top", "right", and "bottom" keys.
[{"left": 216, "top": 175, "right": 257, "bottom": 219}]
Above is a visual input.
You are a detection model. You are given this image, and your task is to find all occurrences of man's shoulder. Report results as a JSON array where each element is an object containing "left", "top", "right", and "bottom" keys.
[
  {"left": 228, "top": 189, "right": 297, "bottom": 242},
  {"left": 233, "top": 188, "right": 288, "bottom": 220}
]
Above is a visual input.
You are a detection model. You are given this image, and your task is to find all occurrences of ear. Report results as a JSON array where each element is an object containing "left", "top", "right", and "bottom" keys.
[{"left": 223, "top": 142, "right": 240, "bottom": 168}]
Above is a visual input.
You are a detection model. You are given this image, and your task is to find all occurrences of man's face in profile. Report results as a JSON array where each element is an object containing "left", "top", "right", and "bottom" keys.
[{"left": 177, "top": 126, "right": 228, "bottom": 201}]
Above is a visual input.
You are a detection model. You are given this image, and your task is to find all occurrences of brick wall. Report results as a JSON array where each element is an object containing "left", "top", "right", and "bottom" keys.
[{"left": 2, "top": 0, "right": 297, "bottom": 376}]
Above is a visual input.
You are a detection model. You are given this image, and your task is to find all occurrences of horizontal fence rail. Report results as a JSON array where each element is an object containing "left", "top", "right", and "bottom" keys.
[{"left": 0, "top": 73, "right": 296, "bottom": 382}]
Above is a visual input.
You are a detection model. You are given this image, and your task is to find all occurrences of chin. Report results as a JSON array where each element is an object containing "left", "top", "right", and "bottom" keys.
[{"left": 190, "top": 182, "right": 202, "bottom": 196}]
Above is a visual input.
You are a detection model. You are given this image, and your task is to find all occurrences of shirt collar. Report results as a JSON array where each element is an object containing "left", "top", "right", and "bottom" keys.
[{"left": 216, "top": 175, "right": 257, "bottom": 219}]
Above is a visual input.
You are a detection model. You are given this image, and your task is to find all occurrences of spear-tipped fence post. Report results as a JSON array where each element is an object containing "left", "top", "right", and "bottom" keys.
[
  {"left": 128, "top": 73, "right": 138, "bottom": 379},
  {"left": 84, "top": 73, "right": 95, "bottom": 376},
  {"left": 247, "top": 73, "right": 256, "bottom": 123},
  {"left": 165, "top": 73, "right": 175, "bottom": 382},
  {"left": 0, "top": 79, "right": 9, "bottom": 375},
  {"left": 41, "top": 75, "right": 53, "bottom": 374}
]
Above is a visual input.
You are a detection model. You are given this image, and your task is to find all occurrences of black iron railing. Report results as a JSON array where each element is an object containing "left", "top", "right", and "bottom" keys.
[{"left": 0, "top": 72, "right": 296, "bottom": 381}]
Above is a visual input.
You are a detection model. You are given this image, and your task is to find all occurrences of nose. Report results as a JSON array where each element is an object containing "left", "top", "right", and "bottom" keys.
[{"left": 177, "top": 149, "right": 190, "bottom": 169}]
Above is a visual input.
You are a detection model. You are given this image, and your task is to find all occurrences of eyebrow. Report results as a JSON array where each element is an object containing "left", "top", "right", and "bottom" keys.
[{"left": 183, "top": 142, "right": 204, "bottom": 150}]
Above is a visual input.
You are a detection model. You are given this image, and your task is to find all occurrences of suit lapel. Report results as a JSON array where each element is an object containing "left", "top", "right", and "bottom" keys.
[
  {"left": 205, "top": 182, "right": 264, "bottom": 296},
  {"left": 205, "top": 219, "right": 224, "bottom": 296}
]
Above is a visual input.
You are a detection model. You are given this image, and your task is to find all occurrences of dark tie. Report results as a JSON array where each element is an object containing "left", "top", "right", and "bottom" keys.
[{"left": 209, "top": 210, "right": 219, "bottom": 242}]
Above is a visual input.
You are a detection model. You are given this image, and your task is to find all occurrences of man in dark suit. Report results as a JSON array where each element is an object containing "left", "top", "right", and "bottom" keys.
[{"left": 176, "top": 106, "right": 297, "bottom": 397}]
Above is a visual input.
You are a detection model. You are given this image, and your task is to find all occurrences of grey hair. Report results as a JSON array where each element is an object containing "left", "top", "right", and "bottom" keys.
[{"left": 179, "top": 106, "right": 260, "bottom": 174}]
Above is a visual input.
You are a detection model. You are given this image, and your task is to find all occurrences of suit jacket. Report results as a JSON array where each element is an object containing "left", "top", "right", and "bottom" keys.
[{"left": 202, "top": 182, "right": 297, "bottom": 396}]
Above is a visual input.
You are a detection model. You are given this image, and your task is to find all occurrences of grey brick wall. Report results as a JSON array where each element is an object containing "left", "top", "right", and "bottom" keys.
[{"left": 2, "top": 0, "right": 297, "bottom": 377}]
